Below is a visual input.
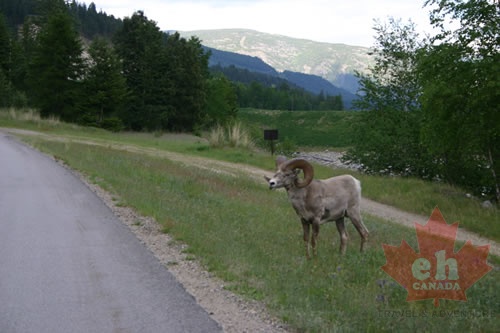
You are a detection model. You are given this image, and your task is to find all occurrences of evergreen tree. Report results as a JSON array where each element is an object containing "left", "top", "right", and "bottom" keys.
[
  {"left": 0, "top": 0, "right": 36, "bottom": 28},
  {"left": 113, "top": 11, "right": 171, "bottom": 130},
  {"left": 0, "top": 13, "right": 13, "bottom": 106},
  {"left": 80, "top": 37, "right": 127, "bottom": 129},
  {"left": 0, "top": 12, "right": 27, "bottom": 107},
  {"left": 114, "top": 12, "right": 210, "bottom": 131},
  {"left": 28, "top": 9, "right": 85, "bottom": 120},
  {"left": 164, "top": 33, "right": 210, "bottom": 131}
]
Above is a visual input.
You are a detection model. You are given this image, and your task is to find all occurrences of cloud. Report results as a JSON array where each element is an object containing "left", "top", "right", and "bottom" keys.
[{"left": 96, "top": 0, "right": 434, "bottom": 47}]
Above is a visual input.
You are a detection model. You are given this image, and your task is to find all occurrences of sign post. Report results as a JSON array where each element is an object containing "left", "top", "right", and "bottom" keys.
[{"left": 264, "top": 129, "right": 279, "bottom": 155}]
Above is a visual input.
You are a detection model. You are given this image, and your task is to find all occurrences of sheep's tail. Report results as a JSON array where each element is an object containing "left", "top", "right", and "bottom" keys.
[{"left": 353, "top": 176, "right": 368, "bottom": 232}]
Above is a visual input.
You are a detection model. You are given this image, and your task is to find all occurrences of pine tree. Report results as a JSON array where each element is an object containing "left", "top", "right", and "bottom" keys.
[
  {"left": 0, "top": 13, "right": 13, "bottom": 106},
  {"left": 164, "top": 34, "right": 210, "bottom": 131},
  {"left": 113, "top": 11, "right": 171, "bottom": 130},
  {"left": 80, "top": 37, "right": 127, "bottom": 129},
  {"left": 28, "top": 10, "right": 85, "bottom": 120}
]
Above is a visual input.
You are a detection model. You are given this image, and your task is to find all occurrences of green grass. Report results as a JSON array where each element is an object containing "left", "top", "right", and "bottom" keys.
[
  {"left": 21, "top": 138, "right": 500, "bottom": 332},
  {"left": 2, "top": 108, "right": 498, "bottom": 240},
  {"left": 237, "top": 108, "right": 362, "bottom": 149}
]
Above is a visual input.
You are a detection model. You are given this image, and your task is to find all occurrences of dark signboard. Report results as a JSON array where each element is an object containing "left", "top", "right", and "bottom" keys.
[{"left": 264, "top": 129, "right": 278, "bottom": 141}]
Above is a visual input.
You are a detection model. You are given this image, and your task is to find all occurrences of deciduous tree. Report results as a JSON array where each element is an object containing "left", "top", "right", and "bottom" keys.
[
  {"left": 419, "top": 0, "right": 499, "bottom": 199},
  {"left": 349, "top": 18, "right": 432, "bottom": 177}
]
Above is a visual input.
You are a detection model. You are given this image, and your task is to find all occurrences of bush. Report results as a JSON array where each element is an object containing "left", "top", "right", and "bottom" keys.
[
  {"left": 100, "top": 117, "right": 124, "bottom": 132},
  {"left": 275, "top": 137, "right": 297, "bottom": 156}
]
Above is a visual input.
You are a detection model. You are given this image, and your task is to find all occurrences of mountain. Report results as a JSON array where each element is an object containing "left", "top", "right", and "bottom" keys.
[
  {"left": 180, "top": 29, "right": 373, "bottom": 94},
  {"left": 280, "top": 71, "right": 356, "bottom": 107},
  {"left": 204, "top": 46, "right": 278, "bottom": 76},
  {"left": 204, "top": 46, "right": 357, "bottom": 108}
]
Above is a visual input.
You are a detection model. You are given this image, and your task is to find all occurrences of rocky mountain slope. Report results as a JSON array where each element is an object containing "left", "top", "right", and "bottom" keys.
[{"left": 180, "top": 29, "right": 373, "bottom": 94}]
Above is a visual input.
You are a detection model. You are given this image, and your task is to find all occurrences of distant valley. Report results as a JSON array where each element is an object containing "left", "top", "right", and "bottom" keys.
[
  {"left": 179, "top": 29, "right": 373, "bottom": 94},
  {"left": 178, "top": 29, "right": 374, "bottom": 109}
]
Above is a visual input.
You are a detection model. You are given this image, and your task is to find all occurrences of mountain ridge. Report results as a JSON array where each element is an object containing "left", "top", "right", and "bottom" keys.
[
  {"left": 179, "top": 28, "right": 373, "bottom": 94},
  {"left": 204, "top": 46, "right": 357, "bottom": 108}
]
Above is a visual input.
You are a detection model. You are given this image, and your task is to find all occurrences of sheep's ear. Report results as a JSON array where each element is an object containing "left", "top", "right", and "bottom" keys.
[{"left": 264, "top": 176, "right": 271, "bottom": 182}]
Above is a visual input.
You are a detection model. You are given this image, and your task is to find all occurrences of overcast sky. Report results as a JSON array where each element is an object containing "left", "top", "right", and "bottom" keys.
[{"left": 95, "top": 0, "right": 435, "bottom": 47}]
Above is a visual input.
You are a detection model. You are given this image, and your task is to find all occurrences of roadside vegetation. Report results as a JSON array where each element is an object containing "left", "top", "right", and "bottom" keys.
[
  {"left": 16, "top": 132, "right": 500, "bottom": 333},
  {"left": 0, "top": 1, "right": 497, "bottom": 330},
  {"left": 1, "top": 0, "right": 497, "bottom": 199},
  {"left": 2, "top": 107, "right": 498, "bottom": 242},
  {"left": 238, "top": 108, "right": 361, "bottom": 149},
  {"left": 2, "top": 108, "right": 499, "bottom": 331}
]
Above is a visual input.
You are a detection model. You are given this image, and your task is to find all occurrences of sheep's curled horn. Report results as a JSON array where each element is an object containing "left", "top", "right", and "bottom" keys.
[{"left": 281, "top": 158, "right": 314, "bottom": 188}]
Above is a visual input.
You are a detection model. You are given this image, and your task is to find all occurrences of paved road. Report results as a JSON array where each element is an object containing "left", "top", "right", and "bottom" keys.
[{"left": 0, "top": 133, "right": 221, "bottom": 333}]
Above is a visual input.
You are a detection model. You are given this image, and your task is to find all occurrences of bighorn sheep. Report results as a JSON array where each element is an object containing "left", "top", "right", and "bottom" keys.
[{"left": 265, "top": 156, "right": 368, "bottom": 258}]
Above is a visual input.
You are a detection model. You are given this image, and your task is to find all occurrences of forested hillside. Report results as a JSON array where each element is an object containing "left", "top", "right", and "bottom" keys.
[
  {"left": 0, "top": 0, "right": 348, "bottom": 133},
  {"left": 0, "top": 0, "right": 122, "bottom": 39},
  {"left": 1, "top": 0, "right": 497, "bottom": 200},
  {"left": 205, "top": 45, "right": 356, "bottom": 108},
  {"left": 0, "top": 0, "right": 224, "bottom": 131},
  {"left": 211, "top": 65, "right": 344, "bottom": 111},
  {"left": 180, "top": 28, "right": 372, "bottom": 94}
]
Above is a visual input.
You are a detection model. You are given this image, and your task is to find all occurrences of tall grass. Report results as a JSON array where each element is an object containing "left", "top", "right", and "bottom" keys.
[
  {"left": 1, "top": 107, "right": 60, "bottom": 126},
  {"left": 208, "top": 122, "right": 254, "bottom": 149},
  {"left": 25, "top": 138, "right": 500, "bottom": 333}
]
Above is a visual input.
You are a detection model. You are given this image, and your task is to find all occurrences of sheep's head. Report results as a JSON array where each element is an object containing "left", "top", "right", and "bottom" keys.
[{"left": 265, "top": 157, "right": 314, "bottom": 190}]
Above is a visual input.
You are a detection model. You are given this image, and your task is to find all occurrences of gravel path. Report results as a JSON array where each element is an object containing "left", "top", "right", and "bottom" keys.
[{"left": 2, "top": 128, "right": 498, "bottom": 332}]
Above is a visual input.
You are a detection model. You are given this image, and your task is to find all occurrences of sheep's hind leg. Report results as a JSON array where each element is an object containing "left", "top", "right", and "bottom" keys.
[
  {"left": 301, "top": 220, "right": 311, "bottom": 259},
  {"left": 348, "top": 209, "right": 369, "bottom": 252},
  {"left": 335, "top": 217, "right": 348, "bottom": 255}
]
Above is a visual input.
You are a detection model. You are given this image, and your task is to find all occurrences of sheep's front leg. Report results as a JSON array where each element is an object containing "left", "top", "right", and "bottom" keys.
[
  {"left": 311, "top": 221, "right": 320, "bottom": 257},
  {"left": 301, "top": 220, "right": 311, "bottom": 259},
  {"left": 336, "top": 218, "right": 348, "bottom": 255}
]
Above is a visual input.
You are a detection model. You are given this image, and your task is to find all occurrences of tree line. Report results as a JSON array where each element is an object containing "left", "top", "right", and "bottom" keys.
[
  {"left": 0, "top": 0, "right": 343, "bottom": 136},
  {"left": 212, "top": 65, "right": 344, "bottom": 111},
  {"left": 0, "top": 0, "right": 238, "bottom": 131},
  {"left": 348, "top": 0, "right": 499, "bottom": 201}
]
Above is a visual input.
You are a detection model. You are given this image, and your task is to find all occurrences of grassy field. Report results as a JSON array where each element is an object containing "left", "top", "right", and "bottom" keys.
[
  {"left": 2, "top": 108, "right": 499, "bottom": 331},
  {"left": 237, "top": 108, "right": 362, "bottom": 149},
  {"left": 236, "top": 108, "right": 500, "bottom": 241},
  {"left": 20, "top": 138, "right": 500, "bottom": 332}
]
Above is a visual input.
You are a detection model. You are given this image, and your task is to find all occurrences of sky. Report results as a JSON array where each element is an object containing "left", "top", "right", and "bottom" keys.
[{"left": 94, "top": 0, "right": 435, "bottom": 47}]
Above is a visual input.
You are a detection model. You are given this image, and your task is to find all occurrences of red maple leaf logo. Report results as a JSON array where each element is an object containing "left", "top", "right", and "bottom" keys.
[{"left": 381, "top": 207, "right": 492, "bottom": 307}]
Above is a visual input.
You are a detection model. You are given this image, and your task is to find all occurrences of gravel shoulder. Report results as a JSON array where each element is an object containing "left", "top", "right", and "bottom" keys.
[{"left": 2, "top": 127, "right": 498, "bottom": 332}]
